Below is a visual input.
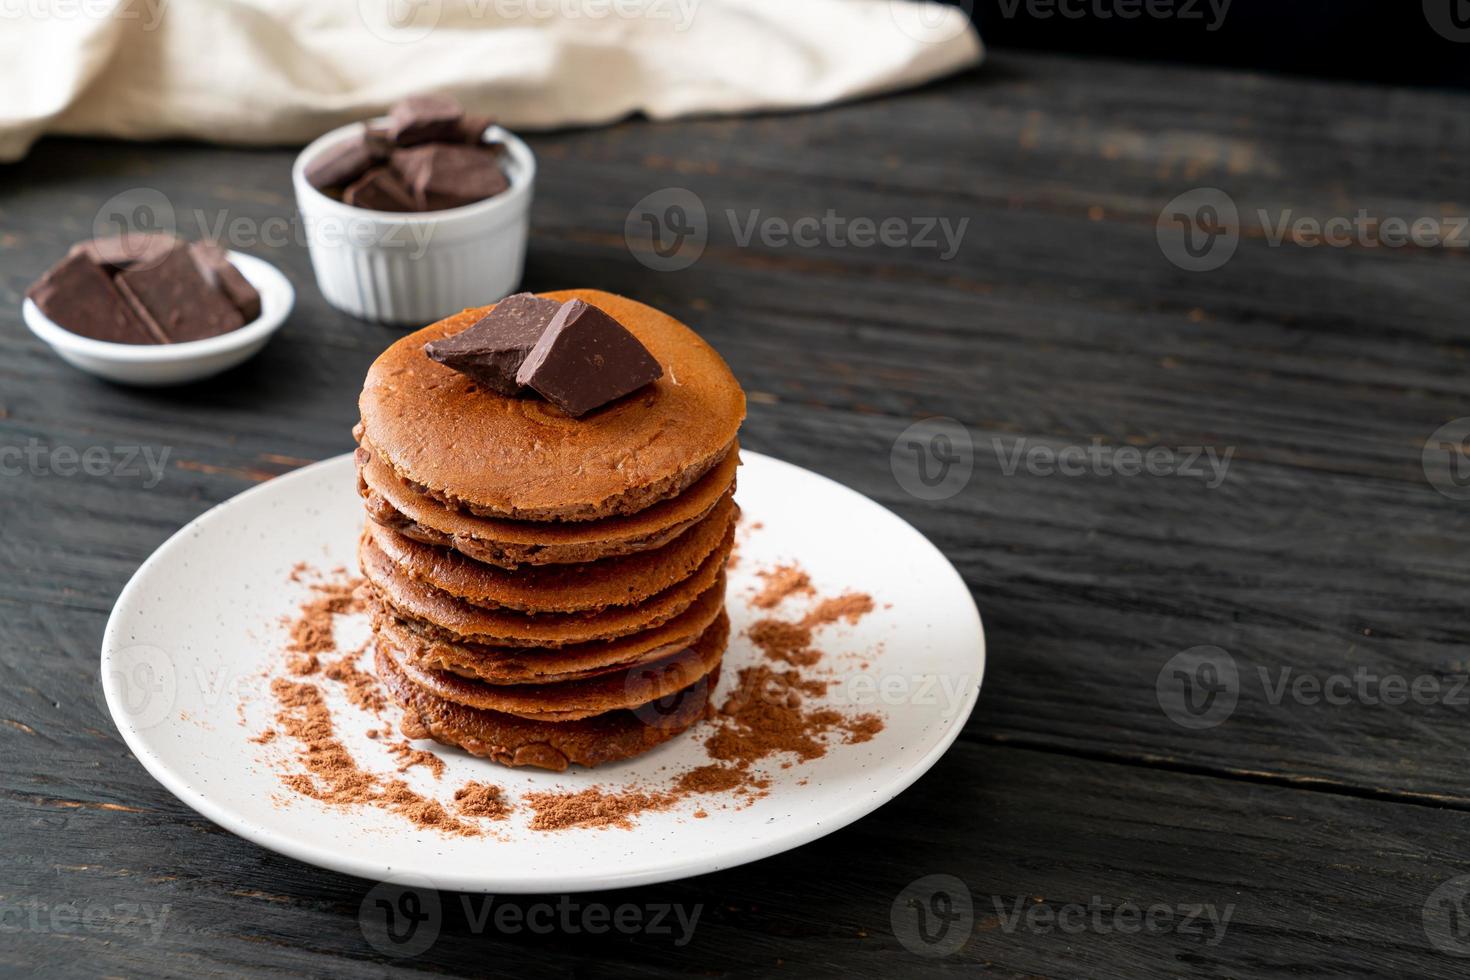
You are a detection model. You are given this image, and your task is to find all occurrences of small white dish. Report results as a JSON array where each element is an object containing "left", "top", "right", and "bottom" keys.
[
  {"left": 293, "top": 121, "right": 535, "bottom": 325},
  {"left": 23, "top": 251, "right": 294, "bottom": 387},
  {"left": 102, "top": 451, "right": 984, "bottom": 892}
]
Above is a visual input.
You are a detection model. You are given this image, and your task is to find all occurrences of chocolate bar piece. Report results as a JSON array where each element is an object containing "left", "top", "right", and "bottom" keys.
[
  {"left": 515, "top": 299, "right": 663, "bottom": 417},
  {"left": 424, "top": 293, "right": 563, "bottom": 395},
  {"left": 390, "top": 143, "right": 508, "bottom": 211},
  {"left": 387, "top": 94, "right": 464, "bottom": 146},
  {"left": 305, "top": 132, "right": 381, "bottom": 191},
  {"left": 115, "top": 245, "right": 246, "bottom": 343},
  {"left": 188, "top": 241, "right": 262, "bottom": 322},
  {"left": 26, "top": 252, "right": 163, "bottom": 344},
  {"left": 456, "top": 113, "right": 496, "bottom": 144},
  {"left": 69, "top": 232, "right": 177, "bottom": 273},
  {"left": 343, "top": 166, "right": 418, "bottom": 212}
]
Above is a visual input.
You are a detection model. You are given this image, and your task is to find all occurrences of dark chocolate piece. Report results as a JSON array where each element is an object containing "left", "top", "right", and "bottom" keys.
[
  {"left": 423, "top": 293, "right": 563, "bottom": 395},
  {"left": 515, "top": 299, "right": 663, "bottom": 417},
  {"left": 69, "top": 232, "right": 177, "bottom": 273},
  {"left": 26, "top": 253, "right": 162, "bottom": 344},
  {"left": 114, "top": 245, "right": 246, "bottom": 343},
  {"left": 390, "top": 143, "right": 508, "bottom": 211},
  {"left": 342, "top": 165, "right": 418, "bottom": 212},
  {"left": 387, "top": 94, "right": 464, "bottom": 146},
  {"left": 305, "top": 132, "right": 378, "bottom": 191},
  {"left": 364, "top": 123, "right": 393, "bottom": 158},
  {"left": 456, "top": 113, "right": 496, "bottom": 144},
  {"left": 188, "top": 241, "right": 262, "bottom": 322}
]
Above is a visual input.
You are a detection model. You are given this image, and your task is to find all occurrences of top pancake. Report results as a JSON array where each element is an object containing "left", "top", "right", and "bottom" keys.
[{"left": 358, "top": 289, "right": 746, "bottom": 522}]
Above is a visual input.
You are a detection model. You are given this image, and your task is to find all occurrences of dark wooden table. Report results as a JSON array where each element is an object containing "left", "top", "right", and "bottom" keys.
[{"left": 3, "top": 50, "right": 1469, "bottom": 978}]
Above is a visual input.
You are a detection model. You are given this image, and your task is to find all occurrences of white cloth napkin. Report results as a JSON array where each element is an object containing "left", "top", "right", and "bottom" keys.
[{"left": 0, "top": 0, "right": 981, "bottom": 161}]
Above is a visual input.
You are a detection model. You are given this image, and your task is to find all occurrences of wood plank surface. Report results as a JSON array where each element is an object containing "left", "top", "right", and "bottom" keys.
[{"left": 2, "top": 50, "right": 1468, "bottom": 976}]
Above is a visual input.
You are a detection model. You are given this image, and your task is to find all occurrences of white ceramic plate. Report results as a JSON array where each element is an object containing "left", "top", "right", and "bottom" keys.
[{"left": 102, "top": 451, "right": 984, "bottom": 893}]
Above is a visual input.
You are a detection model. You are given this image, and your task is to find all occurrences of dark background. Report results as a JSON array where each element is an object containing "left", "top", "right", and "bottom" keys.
[{"left": 953, "top": 0, "right": 1470, "bottom": 88}]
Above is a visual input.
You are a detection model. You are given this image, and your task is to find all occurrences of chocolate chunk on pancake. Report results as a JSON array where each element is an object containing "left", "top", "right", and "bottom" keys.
[{"left": 358, "top": 289, "right": 746, "bottom": 521}]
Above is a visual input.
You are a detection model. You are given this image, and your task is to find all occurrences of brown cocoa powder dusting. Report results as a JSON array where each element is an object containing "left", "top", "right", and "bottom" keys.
[
  {"left": 260, "top": 554, "right": 885, "bottom": 835},
  {"left": 842, "top": 714, "right": 884, "bottom": 744},
  {"left": 389, "top": 738, "right": 446, "bottom": 777},
  {"left": 269, "top": 677, "right": 477, "bottom": 836},
  {"left": 704, "top": 665, "right": 839, "bottom": 766},
  {"left": 524, "top": 787, "right": 678, "bottom": 831},
  {"left": 322, "top": 647, "right": 387, "bottom": 714},
  {"left": 455, "top": 782, "right": 513, "bottom": 820},
  {"left": 674, "top": 764, "right": 747, "bottom": 795},
  {"left": 286, "top": 578, "right": 365, "bottom": 656},
  {"left": 751, "top": 564, "right": 813, "bottom": 609},
  {"left": 802, "top": 592, "right": 875, "bottom": 628},
  {"left": 286, "top": 653, "right": 319, "bottom": 676},
  {"left": 746, "top": 619, "right": 820, "bottom": 666}
]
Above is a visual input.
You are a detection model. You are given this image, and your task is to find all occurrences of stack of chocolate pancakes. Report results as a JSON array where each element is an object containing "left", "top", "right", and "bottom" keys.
[{"left": 355, "top": 289, "right": 746, "bottom": 771}]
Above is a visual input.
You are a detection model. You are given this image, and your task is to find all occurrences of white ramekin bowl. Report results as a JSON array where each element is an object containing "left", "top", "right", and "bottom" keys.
[
  {"left": 292, "top": 121, "right": 535, "bottom": 326},
  {"left": 22, "top": 251, "right": 294, "bottom": 387}
]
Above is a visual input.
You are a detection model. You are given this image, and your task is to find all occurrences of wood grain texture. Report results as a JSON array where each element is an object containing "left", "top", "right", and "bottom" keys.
[{"left": 2, "top": 51, "right": 1469, "bottom": 976}]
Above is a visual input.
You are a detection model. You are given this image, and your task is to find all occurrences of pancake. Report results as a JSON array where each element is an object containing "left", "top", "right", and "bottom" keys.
[
  {"left": 363, "top": 493, "right": 735, "bottom": 614},
  {"left": 367, "top": 576, "right": 726, "bottom": 684},
  {"left": 356, "top": 440, "right": 739, "bottom": 568},
  {"left": 358, "top": 289, "right": 747, "bottom": 521},
  {"left": 359, "top": 525, "right": 733, "bottom": 647},
  {"left": 380, "top": 646, "right": 719, "bottom": 771},
  {"left": 381, "top": 611, "right": 728, "bottom": 722}
]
